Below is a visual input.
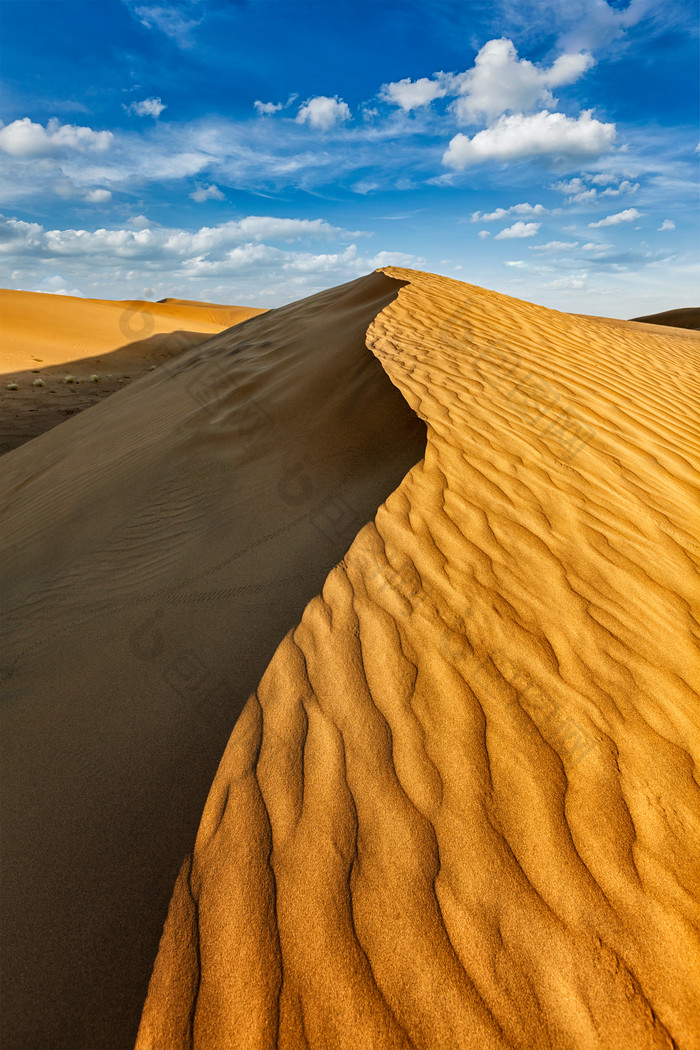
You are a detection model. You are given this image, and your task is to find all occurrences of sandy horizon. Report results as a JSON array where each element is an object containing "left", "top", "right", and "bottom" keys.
[{"left": 0, "top": 288, "right": 265, "bottom": 455}]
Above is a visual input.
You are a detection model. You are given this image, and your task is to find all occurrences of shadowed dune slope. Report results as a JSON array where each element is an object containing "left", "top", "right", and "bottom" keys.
[
  {"left": 137, "top": 268, "right": 700, "bottom": 1050},
  {"left": 0, "top": 288, "right": 266, "bottom": 453},
  {"left": 0, "top": 272, "right": 426, "bottom": 1049},
  {"left": 630, "top": 306, "right": 700, "bottom": 331}
]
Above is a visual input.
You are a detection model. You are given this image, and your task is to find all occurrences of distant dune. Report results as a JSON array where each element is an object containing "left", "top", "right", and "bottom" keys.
[
  {"left": 0, "top": 288, "right": 265, "bottom": 454},
  {"left": 2, "top": 271, "right": 699, "bottom": 1049},
  {"left": 629, "top": 306, "right": 700, "bottom": 330}
]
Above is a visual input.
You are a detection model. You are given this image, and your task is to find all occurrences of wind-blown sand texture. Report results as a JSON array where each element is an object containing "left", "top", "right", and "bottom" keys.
[
  {"left": 2, "top": 269, "right": 699, "bottom": 1049},
  {"left": 0, "top": 288, "right": 265, "bottom": 453},
  {"left": 137, "top": 269, "right": 700, "bottom": 1050}
]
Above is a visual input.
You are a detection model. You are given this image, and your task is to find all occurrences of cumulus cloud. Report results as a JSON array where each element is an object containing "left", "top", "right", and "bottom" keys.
[
  {"left": 478, "top": 230, "right": 490, "bottom": 239},
  {"left": 378, "top": 38, "right": 593, "bottom": 124},
  {"left": 552, "top": 173, "right": 640, "bottom": 203},
  {"left": 254, "top": 94, "right": 298, "bottom": 117},
  {"left": 125, "top": 97, "right": 166, "bottom": 118},
  {"left": 190, "top": 183, "right": 225, "bottom": 202},
  {"left": 379, "top": 75, "right": 452, "bottom": 112},
  {"left": 0, "top": 214, "right": 361, "bottom": 262},
  {"left": 85, "top": 189, "right": 112, "bottom": 203},
  {"left": 588, "top": 208, "right": 641, "bottom": 227},
  {"left": 568, "top": 188, "right": 598, "bottom": 204},
  {"left": 296, "top": 96, "right": 351, "bottom": 131},
  {"left": 254, "top": 100, "right": 283, "bottom": 116},
  {"left": 39, "top": 274, "right": 85, "bottom": 296},
  {"left": 0, "top": 210, "right": 423, "bottom": 305},
  {"left": 495, "top": 221, "right": 541, "bottom": 239},
  {"left": 0, "top": 117, "right": 113, "bottom": 157},
  {"left": 657, "top": 219, "right": 675, "bottom": 231},
  {"left": 443, "top": 110, "right": 616, "bottom": 169},
  {"left": 471, "top": 202, "right": 547, "bottom": 221},
  {"left": 453, "top": 38, "right": 594, "bottom": 123},
  {"left": 601, "top": 179, "right": 639, "bottom": 196}
]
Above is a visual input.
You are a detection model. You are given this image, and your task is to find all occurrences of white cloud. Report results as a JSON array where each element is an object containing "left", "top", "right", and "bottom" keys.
[
  {"left": 471, "top": 202, "right": 547, "bottom": 221},
  {"left": 453, "top": 38, "right": 594, "bottom": 123},
  {"left": 254, "top": 100, "right": 283, "bottom": 116},
  {"left": 559, "top": 0, "right": 654, "bottom": 53},
  {"left": 40, "top": 274, "right": 85, "bottom": 296},
  {"left": 0, "top": 214, "right": 359, "bottom": 261},
  {"left": 588, "top": 208, "right": 641, "bottom": 227},
  {"left": 0, "top": 210, "right": 423, "bottom": 305},
  {"left": 377, "top": 38, "right": 594, "bottom": 125},
  {"left": 85, "top": 189, "right": 112, "bottom": 203},
  {"left": 379, "top": 75, "right": 451, "bottom": 111},
  {"left": 126, "top": 97, "right": 166, "bottom": 118},
  {"left": 443, "top": 110, "right": 616, "bottom": 169},
  {"left": 548, "top": 272, "right": 588, "bottom": 289},
  {"left": 478, "top": 230, "right": 490, "bottom": 239},
  {"left": 126, "top": 3, "right": 202, "bottom": 47},
  {"left": 529, "top": 240, "right": 580, "bottom": 251},
  {"left": 601, "top": 179, "right": 639, "bottom": 196},
  {"left": 568, "top": 188, "right": 598, "bottom": 203},
  {"left": 253, "top": 93, "right": 298, "bottom": 117},
  {"left": 553, "top": 173, "right": 640, "bottom": 203},
  {"left": 495, "top": 221, "right": 541, "bottom": 239},
  {"left": 190, "top": 183, "right": 225, "bottom": 202},
  {"left": 352, "top": 178, "right": 381, "bottom": 195},
  {"left": 0, "top": 117, "right": 113, "bottom": 157},
  {"left": 552, "top": 176, "right": 586, "bottom": 194},
  {"left": 657, "top": 219, "right": 675, "bottom": 231},
  {"left": 296, "top": 96, "right": 351, "bottom": 131}
]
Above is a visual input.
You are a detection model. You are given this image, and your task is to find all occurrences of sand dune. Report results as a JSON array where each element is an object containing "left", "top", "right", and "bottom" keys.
[
  {"left": 630, "top": 306, "right": 700, "bottom": 330},
  {"left": 0, "top": 273, "right": 425, "bottom": 1049},
  {"left": 0, "top": 289, "right": 265, "bottom": 453},
  {"left": 136, "top": 269, "right": 700, "bottom": 1050},
  {"left": 2, "top": 270, "right": 699, "bottom": 1049}
]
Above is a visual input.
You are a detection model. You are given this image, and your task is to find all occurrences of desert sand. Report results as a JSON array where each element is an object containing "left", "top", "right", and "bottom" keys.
[
  {"left": 630, "top": 306, "right": 700, "bottom": 330},
  {"left": 2, "top": 270, "right": 699, "bottom": 1049},
  {"left": 0, "top": 288, "right": 264, "bottom": 454}
]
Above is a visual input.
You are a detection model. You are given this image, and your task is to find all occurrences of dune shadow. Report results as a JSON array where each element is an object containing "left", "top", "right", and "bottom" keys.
[
  {"left": 1, "top": 273, "right": 427, "bottom": 1049},
  {"left": 0, "top": 328, "right": 229, "bottom": 455}
]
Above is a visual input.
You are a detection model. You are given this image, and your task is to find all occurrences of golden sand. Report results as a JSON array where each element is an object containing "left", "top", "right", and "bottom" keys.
[
  {"left": 2, "top": 271, "right": 699, "bottom": 1048},
  {"left": 0, "top": 288, "right": 264, "bottom": 454}
]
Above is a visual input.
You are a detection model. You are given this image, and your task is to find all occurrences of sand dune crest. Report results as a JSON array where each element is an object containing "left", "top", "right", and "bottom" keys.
[{"left": 136, "top": 269, "right": 700, "bottom": 1050}]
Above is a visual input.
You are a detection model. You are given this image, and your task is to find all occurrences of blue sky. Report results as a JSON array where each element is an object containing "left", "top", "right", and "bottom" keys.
[{"left": 0, "top": 0, "right": 697, "bottom": 314}]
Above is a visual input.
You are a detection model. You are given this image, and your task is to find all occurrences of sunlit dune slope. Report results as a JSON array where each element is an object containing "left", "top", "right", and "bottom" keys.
[
  {"left": 0, "top": 273, "right": 426, "bottom": 1050},
  {"left": 0, "top": 288, "right": 265, "bottom": 453},
  {"left": 0, "top": 288, "right": 264, "bottom": 370},
  {"left": 137, "top": 268, "right": 700, "bottom": 1050}
]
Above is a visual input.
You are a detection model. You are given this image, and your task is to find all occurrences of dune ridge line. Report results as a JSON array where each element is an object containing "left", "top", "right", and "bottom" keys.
[{"left": 135, "top": 268, "right": 700, "bottom": 1049}]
